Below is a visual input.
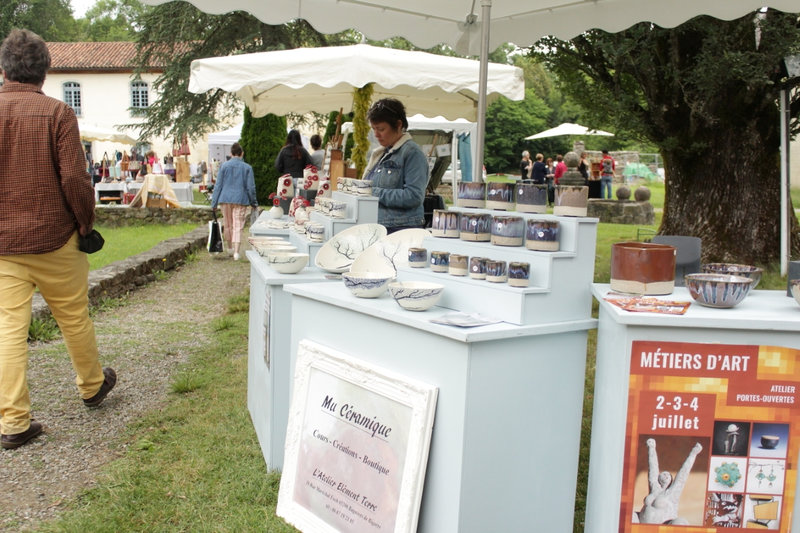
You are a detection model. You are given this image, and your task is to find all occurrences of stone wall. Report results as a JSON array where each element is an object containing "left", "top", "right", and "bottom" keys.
[
  {"left": 95, "top": 205, "right": 213, "bottom": 227},
  {"left": 31, "top": 226, "right": 209, "bottom": 320},
  {"left": 587, "top": 199, "right": 655, "bottom": 225}
]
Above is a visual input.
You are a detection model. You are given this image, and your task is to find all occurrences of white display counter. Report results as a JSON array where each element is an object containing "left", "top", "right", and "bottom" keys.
[
  {"left": 585, "top": 284, "right": 800, "bottom": 533},
  {"left": 246, "top": 251, "right": 337, "bottom": 467},
  {"left": 285, "top": 281, "right": 596, "bottom": 532}
]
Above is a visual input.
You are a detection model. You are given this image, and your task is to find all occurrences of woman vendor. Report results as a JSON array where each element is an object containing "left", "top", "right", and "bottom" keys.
[{"left": 362, "top": 98, "right": 429, "bottom": 233}]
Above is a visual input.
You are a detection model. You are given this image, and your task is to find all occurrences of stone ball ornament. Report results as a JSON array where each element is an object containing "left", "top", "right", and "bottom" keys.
[
  {"left": 635, "top": 185, "right": 652, "bottom": 202},
  {"left": 616, "top": 185, "right": 631, "bottom": 201}
]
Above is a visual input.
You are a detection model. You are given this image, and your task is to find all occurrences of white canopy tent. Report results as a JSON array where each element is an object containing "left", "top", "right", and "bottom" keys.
[
  {"left": 187, "top": 43, "right": 523, "bottom": 121},
  {"left": 207, "top": 122, "right": 242, "bottom": 165},
  {"left": 78, "top": 121, "right": 137, "bottom": 144},
  {"left": 525, "top": 122, "right": 614, "bottom": 140}
]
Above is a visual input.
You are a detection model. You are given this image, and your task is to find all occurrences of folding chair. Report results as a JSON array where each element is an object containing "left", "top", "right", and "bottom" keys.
[{"left": 651, "top": 235, "right": 701, "bottom": 287}]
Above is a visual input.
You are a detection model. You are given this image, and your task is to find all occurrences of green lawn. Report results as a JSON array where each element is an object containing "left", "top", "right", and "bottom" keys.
[{"left": 88, "top": 223, "right": 202, "bottom": 270}]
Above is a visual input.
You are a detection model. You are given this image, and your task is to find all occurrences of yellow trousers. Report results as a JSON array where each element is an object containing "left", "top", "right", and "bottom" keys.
[{"left": 0, "top": 232, "right": 104, "bottom": 435}]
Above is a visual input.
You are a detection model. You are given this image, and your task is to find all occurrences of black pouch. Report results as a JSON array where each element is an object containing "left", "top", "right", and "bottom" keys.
[{"left": 78, "top": 229, "right": 105, "bottom": 254}]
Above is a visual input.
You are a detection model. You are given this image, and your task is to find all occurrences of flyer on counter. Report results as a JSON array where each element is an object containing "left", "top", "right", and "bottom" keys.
[
  {"left": 619, "top": 341, "right": 799, "bottom": 532},
  {"left": 277, "top": 339, "right": 438, "bottom": 533}
]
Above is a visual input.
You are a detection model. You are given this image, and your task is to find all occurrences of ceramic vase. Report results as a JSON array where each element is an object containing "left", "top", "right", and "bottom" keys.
[
  {"left": 610, "top": 241, "right": 676, "bottom": 295},
  {"left": 457, "top": 182, "right": 486, "bottom": 208},
  {"left": 431, "top": 209, "right": 460, "bottom": 238},
  {"left": 515, "top": 183, "right": 548, "bottom": 213},
  {"left": 459, "top": 213, "right": 492, "bottom": 242},
  {"left": 525, "top": 220, "right": 559, "bottom": 251},
  {"left": 554, "top": 185, "right": 589, "bottom": 217},
  {"left": 485, "top": 182, "right": 515, "bottom": 210},
  {"left": 491, "top": 215, "right": 525, "bottom": 247}
]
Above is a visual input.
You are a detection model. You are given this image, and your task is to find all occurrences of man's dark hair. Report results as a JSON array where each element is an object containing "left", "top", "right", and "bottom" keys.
[
  {"left": 0, "top": 29, "right": 50, "bottom": 85},
  {"left": 310, "top": 134, "right": 322, "bottom": 150},
  {"left": 231, "top": 142, "right": 243, "bottom": 157}
]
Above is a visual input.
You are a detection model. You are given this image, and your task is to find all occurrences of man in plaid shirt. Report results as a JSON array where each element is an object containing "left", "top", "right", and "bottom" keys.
[{"left": 0, "top": 29, "right": 117, "bottom": 450}]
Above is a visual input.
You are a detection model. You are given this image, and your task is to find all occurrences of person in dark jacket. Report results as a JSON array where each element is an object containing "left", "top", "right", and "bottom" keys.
[{"left": 274, "top": 129, "right": 312, "bottom": 179}]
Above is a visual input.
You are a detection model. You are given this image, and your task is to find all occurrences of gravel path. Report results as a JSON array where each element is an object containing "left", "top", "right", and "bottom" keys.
[{"left": 1, "top": 247, "right": 251, "bottom": 532}]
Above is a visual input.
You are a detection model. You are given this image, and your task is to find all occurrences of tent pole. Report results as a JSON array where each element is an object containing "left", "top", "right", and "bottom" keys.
[
  {"left": 474, "top": 0, "right": 491, "bottom": 183},
  {"left": 780, "top": 88, "right": 789, "bottom": 276}
]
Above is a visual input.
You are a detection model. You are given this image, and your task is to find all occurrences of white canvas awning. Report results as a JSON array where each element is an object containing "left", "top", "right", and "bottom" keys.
[
  {"left": 525, "top": 122, "right": 614, "bottom": 140},
  {"left": 78, "top": 121, "right": 137, "bottom": 144},
  {"left": 188, "top": 44, "right": 524, "bottom": 121}
]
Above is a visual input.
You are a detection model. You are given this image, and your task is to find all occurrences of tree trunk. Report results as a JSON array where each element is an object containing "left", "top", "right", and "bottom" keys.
[{"left": 660, "top": 128, "right": 800, "bottom": 264}]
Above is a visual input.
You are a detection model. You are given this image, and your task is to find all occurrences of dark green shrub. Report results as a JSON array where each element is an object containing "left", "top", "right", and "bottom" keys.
[{"left": 240, "top": 107, "right": 287, "bottom": 205}]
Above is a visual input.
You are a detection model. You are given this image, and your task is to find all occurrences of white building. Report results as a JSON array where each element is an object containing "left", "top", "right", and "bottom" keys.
[{"left": 43, "top": 41, "right": 208, "bottom": 168}]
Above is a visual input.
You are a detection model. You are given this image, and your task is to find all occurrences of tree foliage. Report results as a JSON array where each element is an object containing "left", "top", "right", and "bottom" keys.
[
  {"left": 1, "top": 0, "right": 80, "bottom": 41},
  {"left": 78, "top": 0, "right": 145, "bottom": 41},
  {"left": 484, "top": 89, "right": 551, "bottom": 173},
  {"left": 537, "top": 10, "right": 800, "bottom": 262},
  {"left": 240, "top": 106, "right": 286, "bottom": 205}
]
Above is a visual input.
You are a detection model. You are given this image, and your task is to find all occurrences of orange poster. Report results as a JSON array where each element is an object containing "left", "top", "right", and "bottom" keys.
[{"left": 620, "top": 341, "right": 799, "bottom": 532}]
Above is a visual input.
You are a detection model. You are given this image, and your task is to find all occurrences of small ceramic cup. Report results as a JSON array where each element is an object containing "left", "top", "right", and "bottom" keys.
[
  {"left": 329, "top": 201, "right": 347, "bottom": 219},
  {"left": 430, "top": 251, "right": 450, "bottom": 273},
  {"left": 353, "top": 179, "right": 372, "bottom": 196},
  {"left": 408, "top": 247, "right": 428, "bottom": 268},
  {"left": 306, "top": 223, "right": 325, "bottom": 242},
  {"left": 491, "top": 215, "right": 525, "bottom": 246},
  {"left": 469, "top": 257, "right": 488, "bottom": 280},
  {"left": 508, "top": 261, "right": 531, "bottom": 287},
  {"left": 486, "top": 260, "right": 508, "bottom": 283},
  {"left": 448, "top": 254, "right": 468, "bottom": 276},
  {"left": 431, "top": 209, "right": 460, "bottom": 238}
]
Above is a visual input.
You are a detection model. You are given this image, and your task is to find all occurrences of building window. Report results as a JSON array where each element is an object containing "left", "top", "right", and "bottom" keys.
[
  {"left": 131, "top": 80, "right": 149, "bottom": 114},
  {"left": 63, "top": 82, "right": 81, "bottom": 116}
]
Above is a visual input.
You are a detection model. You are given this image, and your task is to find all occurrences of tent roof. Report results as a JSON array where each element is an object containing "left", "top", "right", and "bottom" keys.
[
  {"left": 189, "top": 44, "right": 523, "bottom": 120},
  {"left": 78, "top": 121, "right": 137, "bottom": 144},
  {"left": 525, "top": 122, "right": 614, "bottom": 140},
  {"left": 143, "top": 1, "right": 799, "bottom": 55},
  {"left": 341, "top": 114, "right": 476, "bottom": 135},
  {"left": 208, "top": 123, "right": 243, "bottom": 145}
]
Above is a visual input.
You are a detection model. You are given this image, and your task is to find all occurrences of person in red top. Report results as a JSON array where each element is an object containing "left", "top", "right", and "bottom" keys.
[
  {"left": 553, "top": 154, "right": 567, "bottom": 185},
  {"left": 0, "top": 29, "right": 116, "bottom": 450},
  {"left": 600, "top": 149, "right": 616, "bottom": 199}
]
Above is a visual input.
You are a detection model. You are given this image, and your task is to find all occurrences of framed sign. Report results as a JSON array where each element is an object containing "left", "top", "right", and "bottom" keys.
[
  {"left": 277, "top": 339, "right": 438, "bottom": 533},
  {"left": 619, "top": 341, "right": 799, "bottom": 531}
]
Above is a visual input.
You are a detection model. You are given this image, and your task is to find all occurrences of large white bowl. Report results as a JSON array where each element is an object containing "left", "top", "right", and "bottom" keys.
[
  {"left": 253, "top": 244, "right": 297, "bottom": 257},
  {"left": 267, "top": 252, "right": 309, "bottom": 274},
  {"left": 342, "top": 271, "right": 394, "bottom": 298},
  {"left": 388, "top": 281, "right": 444, "bottom": 311},
  {"left": 350, "top": 228, "right": 430, "bottom": 276},
  {"left": 314, "top": 223, "right": 387, "bottom": 273}
]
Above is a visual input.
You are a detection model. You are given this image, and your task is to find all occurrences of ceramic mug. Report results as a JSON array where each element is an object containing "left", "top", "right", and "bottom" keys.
[
  {"left": 516, "top": 183, "right": 548, "bottom": 213},
  {"left": 486, "top": 260, "right": 508, "bottom": 283},
  {"left": 485, "top": 182, "right": 515, "bottom": 210},
  {"left": 330, "top": 201, "right": 347, "bottom": 219},
  {"left": 457, "top": 182, "right": 486, "bottom": 208},
  {"left": 430, "top": 251, "right": 450, "bottom": 273},
  {"left": 508, "top": 261, "right": 531, "bottom": 287},
  {"left": 469, "top": 257, "right": 488, "bottom": 280},
  {"left": 448, "top": 254, "right": 468, "bottom": 276},
  {"left": 408, "top": 247, "right": 428, "bottom": 268},
  {"left": 353, "top": 179, "right": 372, "bottom": 196}
]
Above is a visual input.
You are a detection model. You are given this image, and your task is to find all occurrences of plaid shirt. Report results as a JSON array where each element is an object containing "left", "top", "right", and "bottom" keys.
[{"left": 0, "top": 81, "right": 95, "bottom": 255}]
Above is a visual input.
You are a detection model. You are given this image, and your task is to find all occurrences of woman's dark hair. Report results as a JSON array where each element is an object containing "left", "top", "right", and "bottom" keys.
[
  {"left": 310, "top": 134, "right": 322, "bottom": 150},
  {"left": 285, "top": 129, "right": 304, "bottom": 159},
  {"left": 0, "top": 29, "right": 51, "bottom": 85},
  {"left": 367, "top": 98, "right": 408, "bottom": 131},
  {"left": 231, "top": 142, "right": 243, "bottom": 157}
]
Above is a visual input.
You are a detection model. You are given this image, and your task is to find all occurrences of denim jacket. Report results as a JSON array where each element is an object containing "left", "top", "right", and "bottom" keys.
[
  {"left": 363, "top": 133, "right": 429, "bottom": 228},
  {"left": 211, "top": 157, "right": 257, "bottom": 208}
]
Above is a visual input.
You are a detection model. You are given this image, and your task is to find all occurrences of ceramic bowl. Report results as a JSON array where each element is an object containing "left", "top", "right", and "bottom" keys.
[
  {"left": 684, "top": 273, "right": 754, "bottom": 308},
  {"left": 342, "top": 271, "right": 394, "bottom": 298},
  {"left": 314, "top": 223, "right": 387, "bottom": 273},
  {"left": 790, "top": 279, "right": 800, "bottom": 306},
  {"left": 702, "top": 263, "right": 763, "bottom": 289},
  {"left": 388, "top": 281, "right": 444, "bottom": 311},
  {"left": 349, "top": 228, "right": 429, "bottom": 276},
  {"left": 251, "top": 241, "right": 298, "bottom": 256},
  {"left": 267, "top": 252, "right": 309, "bottom": 274}
]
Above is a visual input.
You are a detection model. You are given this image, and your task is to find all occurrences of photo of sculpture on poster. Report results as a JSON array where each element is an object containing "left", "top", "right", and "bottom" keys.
[
  {"left": 277, "top": 339, "right": 438, "bottom": 533},
  {"left": 619, "top": 341, "right": 799, "bottom": 531}
]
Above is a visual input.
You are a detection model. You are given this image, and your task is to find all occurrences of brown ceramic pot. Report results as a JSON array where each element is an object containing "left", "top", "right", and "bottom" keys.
[{"left": 610, "top": 241, "right": 676, "bottom": 295}]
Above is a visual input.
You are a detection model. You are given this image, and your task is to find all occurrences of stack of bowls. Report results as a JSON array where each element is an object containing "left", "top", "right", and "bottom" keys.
[{"left": 701, "top": 263, "right": 763, "bottom": 289}]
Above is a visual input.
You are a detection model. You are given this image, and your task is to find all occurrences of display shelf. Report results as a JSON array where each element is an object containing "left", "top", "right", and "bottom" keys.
[
  {"left": 392, "top": 214, "right": 598, "bottom": 325},
  {"left": 308, "top": 190, "right": 379, "bottom": 240}
]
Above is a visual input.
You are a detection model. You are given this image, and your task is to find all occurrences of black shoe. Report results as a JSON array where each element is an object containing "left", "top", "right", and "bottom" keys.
[
  {"left": 83, "top": 367, "right": 117, "bottom": 407},
  {"left": 1, "top": 421, "right": 43, "bottom": 450}
]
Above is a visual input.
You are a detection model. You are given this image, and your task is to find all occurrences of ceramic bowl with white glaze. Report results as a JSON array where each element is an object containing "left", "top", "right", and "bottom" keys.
[
  {"left": 267, "top": 252, "right": 309, "bottom": 274},
  {"left": 388, "top": 281, "right": 444, "bottom": 311},
  {"left": 684, "top": 273, "right": 754, "bottom": 308},
  {"left": 342, "top": 271, "right": 394, "bottom": 298},
  {"left": 250, "top": 240, "right": 297, "bottom": 256},
  {"left": 314, "top": 223, "right": 387, "bottom": 273}
]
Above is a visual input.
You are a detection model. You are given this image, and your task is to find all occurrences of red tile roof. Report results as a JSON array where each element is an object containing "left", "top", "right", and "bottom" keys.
[{"left": 46, "top": 41, "right": 170, "bottom": 72}]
